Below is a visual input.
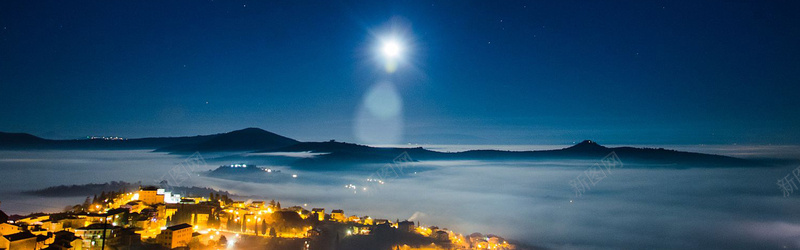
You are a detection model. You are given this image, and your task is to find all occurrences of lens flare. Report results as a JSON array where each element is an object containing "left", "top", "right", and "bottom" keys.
[
  {"left": 381, "top": 40, "right": 402, "bottom": 58},
  {"left": 355, "top": 82, "right": 404, "bottom": 144},
  {"left": 376, "top": 36, "right": 406, "bottom": 73}
]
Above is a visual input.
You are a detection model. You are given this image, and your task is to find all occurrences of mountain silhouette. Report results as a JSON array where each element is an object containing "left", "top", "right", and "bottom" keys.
[
  {"left": 0, "top": 132, "right": 48, "bottom": 146},
  {"left": 261, "top": 139, "right": 760, "bottom": 169},
  {"left": 155, "top": 127, "right": 299, "bottom": 153},
  {"left": 563, "top": 140, "right": 607, "bottom": 152},
  {"left": 0, "top": 129, "right": 761, "bottom": 167},
  {"left": 0, "top": 128, "right": 298, "bottom": 153}
]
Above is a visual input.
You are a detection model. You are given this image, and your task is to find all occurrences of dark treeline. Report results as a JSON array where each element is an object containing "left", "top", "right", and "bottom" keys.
[
  {"left": 23, "top": 181, "right": 140, "bottom": 197},
  {"left": 23, "top": 181, "right": 235, "bottom": 198}
]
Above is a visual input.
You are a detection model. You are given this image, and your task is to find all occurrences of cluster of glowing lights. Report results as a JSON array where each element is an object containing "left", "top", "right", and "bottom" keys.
[
  {"left": 366, "top": 178, "right": 385, "bottom": 184},
  {"left": 74, "top": 180, "right": 519, "bottom": 250}
]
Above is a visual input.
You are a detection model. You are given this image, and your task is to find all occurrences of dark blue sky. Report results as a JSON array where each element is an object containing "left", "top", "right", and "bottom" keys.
[{"left": 1, "top": 1, "right": 799, "bottom": 145}]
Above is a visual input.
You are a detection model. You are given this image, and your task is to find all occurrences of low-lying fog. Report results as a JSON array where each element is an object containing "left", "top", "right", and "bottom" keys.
[{"left": 1, "top": 146, "right": 799, "bottom": 249}]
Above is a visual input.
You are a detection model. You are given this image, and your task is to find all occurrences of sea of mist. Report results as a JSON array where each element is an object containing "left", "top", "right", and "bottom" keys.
[{"left": 1, "top": 145, "right": 800, "bottom": 249}]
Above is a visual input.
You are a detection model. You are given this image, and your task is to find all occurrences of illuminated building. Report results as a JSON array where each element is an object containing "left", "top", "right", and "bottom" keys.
[
  {"left": 164, "top": 203, "right": 217, "bottom": 228},
  {"left": 16, "top": 215, "right": 49, "bottom": 225},
  {"left": 156, "top": 223, "right": 192, "bottom": 249},
  {"left": 397, "top": 220, "right": 415, "bottom": 233},
  {"left": 0, "top": 231, "right": 37, "bottom": 250},
  {"left": 330, "top": 210, "right": 345, "bottom": 222},
  {"left": 311, "top": 208, "right": 324, "bottom": 221},
  {"left": 306, "top": 228, "right": 321, "bottom": 238},
  {"left": 137, "top": 186, "right": 164, "bottom": 205},
  {"left": 75, "top": 224, "right": 120, "bottom": 249},
  {"left": 48, "top": 231, "right": 84, "bottom": 250},
  {"left": 231, "top": 201, "right": 246, "bottom": 208},
  {"left": 0, "top": 223, "right": 22, "bottom": 235},
  {"left": 352, "top": 225, "right": 373, "bottom": 235},
  {"left": 85, "top": 208, "right": 128, "bottom": 227},
  {"left": 250, "top": 201, "right": 265, "bottom": 208},
  {"left": 433, "top": 230, "right": 448, "bottom": 241},
  {"left": 359, "top": 216, "right": 374, "bottom": 225}
]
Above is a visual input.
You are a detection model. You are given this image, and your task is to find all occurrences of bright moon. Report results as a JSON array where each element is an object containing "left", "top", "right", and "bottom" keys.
[{"left": 381, "top": 40, "right": 402, "bottom": 58}]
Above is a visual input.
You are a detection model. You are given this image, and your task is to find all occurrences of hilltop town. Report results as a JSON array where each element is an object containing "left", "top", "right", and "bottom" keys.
[{"left": 0, "top": 186, "right": 519, "bottom": 250}]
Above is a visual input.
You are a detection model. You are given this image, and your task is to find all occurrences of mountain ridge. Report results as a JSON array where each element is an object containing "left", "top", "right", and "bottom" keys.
[
  {"left": 0, "top": 128, "right": 763, "bottom": 167},
  {"left": 260, "top": 139, "right": 760, "bottom": 168},
  {"left": 0, "top": 127, "right": 298, "bottom": 153},
  {"left": 154, "top": 127, "right": 299, "bottom": 153}
]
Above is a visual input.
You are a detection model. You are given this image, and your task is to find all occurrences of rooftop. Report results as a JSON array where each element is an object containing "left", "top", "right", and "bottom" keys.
[
  {"left": 106, "top": 208, "right": 128, "bottom": 215},
  {"left": 78, "top": 223, "right": 121, "bottom": 230},
  {"left": 3, "top": 231, "right": 36, "bottom": 241},
  {"left": 166, "top": 223, "right": 192, "bottom": 231}
]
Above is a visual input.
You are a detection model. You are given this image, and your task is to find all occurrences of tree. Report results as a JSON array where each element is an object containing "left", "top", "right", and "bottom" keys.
[
  {"left": 218, "top": 235, "right": 227, "bottom": 246},
  {"left": 120, "top": 212, "right": 129, "bottom": 226},
  {"left": 222, "top": 194, "right": 231, "bottom": 204},
  {"left": 83, "top": 196, "right": 92, "bottom": 208}
]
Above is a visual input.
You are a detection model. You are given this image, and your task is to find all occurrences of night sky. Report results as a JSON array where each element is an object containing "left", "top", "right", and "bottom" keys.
[{"left": 1, "top": 1, "right": 799, "bottom": 145}]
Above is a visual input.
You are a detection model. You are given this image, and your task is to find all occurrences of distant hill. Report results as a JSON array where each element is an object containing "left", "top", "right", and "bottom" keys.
[
  {"left": 0, "top": 128, "right": 762, "bottom": 167},
  {"left": 0, "top": 127, "right": 299, "bottom": 153},
  {"left": 23, "top": 181, "right": 235, "bottom": 197},
  {"left": 202, "top": 164, "right": 295, "bottom": 183},
  {"left": 0, "top": 131, "right": 213, "bottom": 150},
  {"left": 154, "top": 128, "right": 299, "bottom": 153},
  {"left": 0, "top": 132, "right": 48, "bottom": 146},
  {"left": 259, "top": 141, "right": 440, "bottom": 169},
  {"left": 260, "top": 140, "right": 761, "bottom": 169}
]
